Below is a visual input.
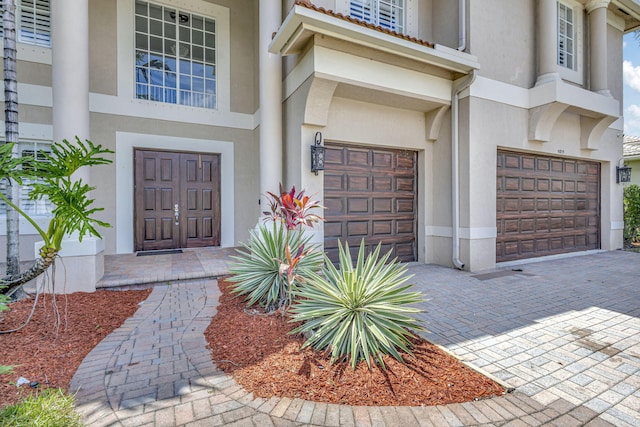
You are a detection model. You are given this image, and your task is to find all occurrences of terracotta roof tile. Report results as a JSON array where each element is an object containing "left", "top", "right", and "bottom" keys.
[{"left": 294, "top": 0, "right": 435, "bottom": 49}]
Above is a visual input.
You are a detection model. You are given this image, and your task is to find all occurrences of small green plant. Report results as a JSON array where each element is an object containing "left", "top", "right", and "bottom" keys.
[
  {"left": 624, "top": 184, "right": 640, "bottom": 246},
  {"left": 0, "top": 365, "right": 15, "bottom": 375},
  {"left": 0, "top": 138, "right": 112, "bottom": 296},
  {"left": 229, "top": 222, "right": 323, "bottom": 311},
  {"left": 290, "top": 240, "right": 425, "bottom": 369},
  {"left": 230, "top": 184, "right": 324, "bottom": 311},
  {"left": 0, "top": 388, "right": 82, "bottom": 427}
]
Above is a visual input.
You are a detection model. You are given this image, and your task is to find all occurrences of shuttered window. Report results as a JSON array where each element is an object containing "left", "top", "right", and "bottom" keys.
[
  {"left": 557, "top": 1, "right": 575, "bottom": 70},
  {"left": 350, "top": 0, "right": 404, "bottom": 33},
  {"left": 134, "top": 0, "right": 217, "bottom": 109},
  {"left": 0, "top": 141, "right": 53, "bottom": 217},
  {"left": 0, "top": 0, "right": 51, "bottom": 48}
]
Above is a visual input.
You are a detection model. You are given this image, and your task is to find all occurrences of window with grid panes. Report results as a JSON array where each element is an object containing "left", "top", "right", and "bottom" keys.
[
  {"left": 350, "top": 0, "right": 404, "bottom": 33},
  {"left": 134, "top": 0, "right": 217, "bottom": 109},
  {"left": 557, "top": 1, "right": 575, "bottom": 70},
  {"left": 0, "top": 0, "right": 51, "bottom": 47},
  {"left": 0, "top": 141, "right": 53, "bottom": 217}
]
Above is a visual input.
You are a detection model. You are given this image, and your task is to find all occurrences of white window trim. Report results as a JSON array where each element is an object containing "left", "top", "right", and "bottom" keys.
[
  {"left": 556, "top": 0, "right": 583, "bottom": 85},
  {"left": 116, "top": 0, "right": 230, "bottom": 114},
  {"left": 335, "top": 0, "right": 418, "bottom": 38}
]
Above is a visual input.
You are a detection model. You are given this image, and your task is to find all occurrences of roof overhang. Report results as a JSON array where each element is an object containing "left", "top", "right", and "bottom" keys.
[
  {"left": 269, "top": 4, "right": 479, "bottom": 75},
  {"left": 611, "top": 0, "right": 640, "bottom": 32}
]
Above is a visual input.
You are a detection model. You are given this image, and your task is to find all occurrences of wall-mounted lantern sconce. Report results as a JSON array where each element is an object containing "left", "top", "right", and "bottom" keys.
[
  {"left": 310, "top": 131, "right": 325, "bottom": 175},
  {"left": 616, "top": 164, "right": 631, "bottom": 183}
]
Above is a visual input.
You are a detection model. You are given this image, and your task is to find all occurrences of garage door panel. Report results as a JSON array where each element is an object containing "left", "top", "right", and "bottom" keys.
[
  {"left": 348, "top": 175, "right": 370, "bottom": 191},
  {"left": 325, "top": 174, "right": 345, "bottom": 191},
  {"left": 373, "top": 176, "right": 393, "bottom": 191},
  {"left": 396, "top": 177, "right": 414, "bottom": 192},
  {"left": 348, "top": 198, "right": 370, "bottom": 213},
  {"left": 373, "top": 151, "right": 393, "bottom": 168},
  {"left": 497, "top": 150, "right": 600, "bottom": 262},
  {"left": 325, "top": 147, "right": 344, "bottom": 165},
  {"left": 347, "top": 149, "right": 369, "bottom": 167},
  {"left": 373, "top": 198, "right": 393, "bottom": 213},
  {"left": 325, "top": 144, "right": 417, "bottom": 264}
]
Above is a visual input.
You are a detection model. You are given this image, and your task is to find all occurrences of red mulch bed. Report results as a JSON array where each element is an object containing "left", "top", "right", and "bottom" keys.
[
  {"left": 0, "top": 289, "right": 151, "bottom": 408},
  {"left": 205, "top": 279, "right": 505, "bottom": 406}
]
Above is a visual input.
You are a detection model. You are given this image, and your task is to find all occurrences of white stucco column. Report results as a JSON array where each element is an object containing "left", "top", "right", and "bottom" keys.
[
  {"left": 536, "top": 0, "right": 561, "bottom": 85},
  {"left": 259, "top": 1, "right": 283, "bottom": 203},
  {"left": 46, "top": 0, "right": 103, "bottom": 294},
  {"left": 51, "top": 0, "right": 90, "bottom": 171},
  {"left": 586, "top": 0, "right": 611, "bottom": 96}
]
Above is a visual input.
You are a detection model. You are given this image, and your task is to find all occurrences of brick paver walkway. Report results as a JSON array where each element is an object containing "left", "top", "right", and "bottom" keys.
[{"left": 71, "top": 250, "right": 640, "bottom": 426}]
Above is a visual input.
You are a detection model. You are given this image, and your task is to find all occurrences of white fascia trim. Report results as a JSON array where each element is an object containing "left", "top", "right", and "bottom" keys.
[
  {"left": 270, "top": 5, "right": 479, "bottom": 74},
  {"left": 0, "top": 40, "right": 52, "bottom": 64},
  {"left": 0, "top": 217, "right": 51, "bottom": 236},
  {"left": 471, "top": 75, "right": 620, "bottom": 119},
  {"left": 611, "top": 221, "right": 624, "bottom": 230},
  {"left": 115, "top": 132, "right": 235, "bottom": 253},
  {"left": 426, "top": 226, "right": 497, "bottom": 239},
  {"left": 312, "top": 46, "right": 452, "bottom": 103},
  {"left": 89, "top": 93, "right": 255, "bottom": 129},
  {"left": 0, "top": 122, "right": 52, "bottom": 140},
  {"left": 18, "top": 83, "right": 52, "bottom": 107}
]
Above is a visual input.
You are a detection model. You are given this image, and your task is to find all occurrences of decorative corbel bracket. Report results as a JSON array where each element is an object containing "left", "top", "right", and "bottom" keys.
[
  {"left": 303, "top": 77, "right": 338, "bottom": 127},
  {"left": 528, "top": 102, "right": 568, "bottom": 143},
  {"left": 425, "top": 105, "right": 449, "bottom": 143},
  {"left": 580, "top": 115, "right": 617, "bottom": 151}
]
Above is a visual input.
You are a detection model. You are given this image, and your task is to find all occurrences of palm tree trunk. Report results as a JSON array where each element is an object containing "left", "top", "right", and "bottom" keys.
[{"left": 3, "top": 0, "right": 20, "bottom": 277}]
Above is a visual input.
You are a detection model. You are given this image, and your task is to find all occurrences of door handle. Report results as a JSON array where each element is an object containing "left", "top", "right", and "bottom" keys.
[{"left": 174, "top": 204, "right": 179, "bottom": 225}]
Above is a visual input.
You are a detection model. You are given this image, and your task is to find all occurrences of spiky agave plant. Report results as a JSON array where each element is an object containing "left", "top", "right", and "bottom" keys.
[
  {"left": 229, "top": 222, "right": 324, "bottom": 311},
  {"left": 229, "top": 184, "right": 324, "bottom": 311},
  {"left": 290, "top": 239, "right": 425, "bottom": 369}
]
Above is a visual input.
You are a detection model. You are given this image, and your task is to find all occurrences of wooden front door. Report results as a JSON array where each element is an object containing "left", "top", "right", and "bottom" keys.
[{"left": 134, "top": 149, "right": 221, "bottom": 251}]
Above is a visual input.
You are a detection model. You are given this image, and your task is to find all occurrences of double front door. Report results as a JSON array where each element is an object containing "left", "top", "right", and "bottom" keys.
[{"left": 134, "top": 149, "right": 221, "bottom": 251}]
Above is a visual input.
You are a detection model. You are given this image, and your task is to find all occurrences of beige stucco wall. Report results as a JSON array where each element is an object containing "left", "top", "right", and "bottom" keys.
[{"left": 468, "top": 0, "right": 536, "bottom": 88}]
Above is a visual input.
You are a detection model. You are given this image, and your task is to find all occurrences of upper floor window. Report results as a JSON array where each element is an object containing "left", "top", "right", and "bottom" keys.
[
  {"left": 350, "top": 0, "right": 405, "bottom": 33},
  {"left": 557, "top": 1, "right": 575, "bottom": 70},
  {"left": 0, "top": 0, "right": 51, "bottom": 48},
  {"left": 134, "top": 0, "right": 217, "bottom": 109},
  {"left": 0, "top": 141, "right": 53, "bottom": 217}
]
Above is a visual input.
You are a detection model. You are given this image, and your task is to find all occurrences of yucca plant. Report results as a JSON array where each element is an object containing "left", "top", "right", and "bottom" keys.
[
  {"left": 290, "top": 240, "right": 425, "bottom": 369},
  {"left": 229, "top": 222, "right": 324, "bottom": 311},
  {"left": 229, "top": 184, "right": 324, "bottom": 311}
]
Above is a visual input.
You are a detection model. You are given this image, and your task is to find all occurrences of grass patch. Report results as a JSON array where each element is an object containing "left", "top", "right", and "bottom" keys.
[{"left": 0, "top": 388, "right": 82, "bottom": 427}]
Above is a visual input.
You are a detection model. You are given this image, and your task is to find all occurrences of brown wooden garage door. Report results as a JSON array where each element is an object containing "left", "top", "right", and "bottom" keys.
[
  {"left": 496, "top": 151, "right": 600, "bottom": 262},
  {"left": 324, "top": 144, "right": 417, "bottom": 264}
]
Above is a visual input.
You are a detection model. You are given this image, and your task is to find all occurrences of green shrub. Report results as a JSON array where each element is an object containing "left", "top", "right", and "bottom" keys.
[
  {"left": 290, "top": 240, "right": 425, "bottom": 369},
  {"left": 0, "top": 388, "right": 82, "bottom": 427},
  {"left": 229, "top": 222, "right": 324, "bottom": 311},
  {"left": 624, "top": 184, "right": 640, "bottom": 245}
]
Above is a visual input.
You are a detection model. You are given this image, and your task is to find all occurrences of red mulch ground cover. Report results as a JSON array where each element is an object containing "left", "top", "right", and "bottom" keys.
[
  {"left": 0, "top": 289, "right": 151, "bottom": 408},
  {"left": 205, "top": 279, "right": 506, "bottom": 406}
]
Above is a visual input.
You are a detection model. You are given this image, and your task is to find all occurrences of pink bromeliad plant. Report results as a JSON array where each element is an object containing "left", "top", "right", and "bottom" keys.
[
  {"left": 230, "top": 184, "right": 324, "bottom": 312},
  {"left": 263, "top": 183, "right": 323, "bottom": 230}
]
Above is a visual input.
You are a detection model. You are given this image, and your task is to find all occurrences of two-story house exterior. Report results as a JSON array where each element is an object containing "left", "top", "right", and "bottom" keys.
[{"left": 2, "top": 0, "right": 638, "bottom": 292}]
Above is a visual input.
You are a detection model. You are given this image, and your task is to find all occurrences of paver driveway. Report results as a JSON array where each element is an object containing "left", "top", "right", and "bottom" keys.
[
  {"left": 410, "top": 250, "right": 640, "bottom": 426},
  {"left": 71, "top": 250, "right": 640, "bottom": 426}
]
